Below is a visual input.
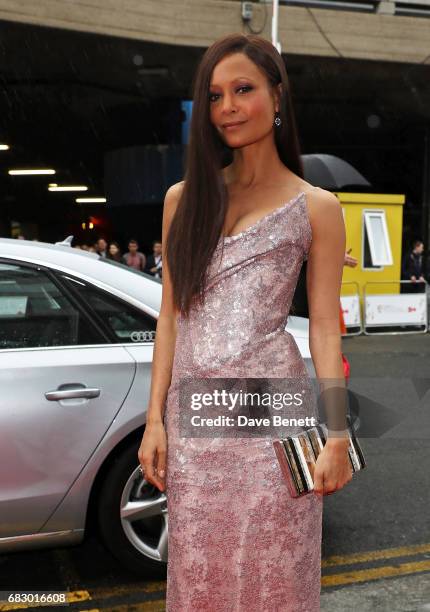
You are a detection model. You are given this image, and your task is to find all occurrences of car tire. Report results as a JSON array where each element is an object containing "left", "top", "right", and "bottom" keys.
[{"left": 97, "top": 440, "right": 168, "bottom": 578}]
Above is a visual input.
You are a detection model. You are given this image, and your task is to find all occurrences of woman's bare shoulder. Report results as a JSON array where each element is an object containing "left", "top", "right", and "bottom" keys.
[
  {"left": 304, "top": 185, "right": 340, "bottom": 207},
  {"left": 304, "top": 186, "right": 342, "bottom": 229},
  {"left": 163, "top": 181, "right": 185, "bottom": 224},
  {"left": 164, "top": 180, "right": 185, "bottom": 208}
]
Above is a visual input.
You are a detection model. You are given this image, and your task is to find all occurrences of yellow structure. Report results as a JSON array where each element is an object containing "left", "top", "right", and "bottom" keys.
[{"left": 334, "top": 192, "right": 405, "bottom": 304}]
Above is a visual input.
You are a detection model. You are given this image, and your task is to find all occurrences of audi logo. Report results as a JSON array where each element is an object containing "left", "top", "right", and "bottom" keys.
[{"left": 130, "top": 330, "right": 156, "bottom": 342}]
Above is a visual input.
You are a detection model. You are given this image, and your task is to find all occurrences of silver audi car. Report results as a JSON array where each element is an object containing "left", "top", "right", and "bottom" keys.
[{"left": 0, "top": 236, "right": 314, "bottom": 575}]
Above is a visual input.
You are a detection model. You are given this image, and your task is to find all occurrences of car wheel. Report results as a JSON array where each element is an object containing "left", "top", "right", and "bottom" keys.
[{"left": 97, "top": 440, "right": 168, "bottom": 577}]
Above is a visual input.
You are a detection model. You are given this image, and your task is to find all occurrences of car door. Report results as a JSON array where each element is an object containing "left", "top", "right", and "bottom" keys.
[
  {"left": 57, "top": 270, "right": 157, "bottom": 425},
  {"left": 0, "top": 260, "right": 136, "bottom": 537}
]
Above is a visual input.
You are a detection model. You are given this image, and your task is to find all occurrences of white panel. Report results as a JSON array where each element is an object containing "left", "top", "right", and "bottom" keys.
[
  {"left": 365, "top": 293, "right": 427, "bottom": 325},
  {"left": 363, "top": 210, "right": 393, "bottom": 266}
]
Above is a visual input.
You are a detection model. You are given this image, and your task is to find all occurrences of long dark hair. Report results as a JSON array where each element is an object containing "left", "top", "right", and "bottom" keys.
[
  {"left": 166, "top": 32, "right": 304, "bottom": 317},
  {"left": 107, "top": 240, "right": 122, "bottom": 262}
]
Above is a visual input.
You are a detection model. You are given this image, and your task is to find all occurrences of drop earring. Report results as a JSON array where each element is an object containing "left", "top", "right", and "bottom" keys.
[{"left": 274, "top": 111, "right": 282, "bottom": 127}]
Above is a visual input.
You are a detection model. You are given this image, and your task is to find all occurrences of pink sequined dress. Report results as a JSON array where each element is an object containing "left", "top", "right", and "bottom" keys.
[{"left": 164, "top": 190, "right": 323, "bottom": 611}]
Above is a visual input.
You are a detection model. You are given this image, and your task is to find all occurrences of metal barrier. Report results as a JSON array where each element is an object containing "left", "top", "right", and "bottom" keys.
[
  {"left": 341, "top": 281, "right": 363, "bottom": 336},
  {"left": 363, "top": 280, "right": 428, "bottom": 335}
]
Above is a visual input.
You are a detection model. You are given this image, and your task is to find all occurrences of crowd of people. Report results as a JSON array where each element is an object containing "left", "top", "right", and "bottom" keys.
[
  {"left": 74, "top": 237, "right": 163, "bottom": 279},
  {"left": 11, "top": 232, "right": 429, "bottom": 291}
]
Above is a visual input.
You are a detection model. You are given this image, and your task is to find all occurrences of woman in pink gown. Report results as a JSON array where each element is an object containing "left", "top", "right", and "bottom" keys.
[{"left": 138, "top": 33, "right": 352, "bottom": 611}]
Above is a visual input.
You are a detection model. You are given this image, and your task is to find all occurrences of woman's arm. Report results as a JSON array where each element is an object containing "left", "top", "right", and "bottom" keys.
[
  {"left": 306, "top": 188, "right": 345, "bottom": 382},
  {"left": 306, "top": 188, "right": 352, "bottom": 495},
  {"left": 138, "top": 181, "right": 183, "bottom": 491}
]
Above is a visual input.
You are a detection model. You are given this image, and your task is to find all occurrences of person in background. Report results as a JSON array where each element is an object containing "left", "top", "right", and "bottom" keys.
[
  {"left": 107, "top": 241, "right": 122, "bottom": 262},
  {"left": 122, "top": 238, "right": 146, "bottom": 271},
  {"left": 145, "top": 240, "right": 163, "bottom": 279},
  {"left": 95, "top": 237, "right": 108, "bottom": 258},
  {"left": 344, "top": 249, "right": 358, "bottom": 269},
  {"left": 403, "top": 240, "right": 427, "bottom": 293}
]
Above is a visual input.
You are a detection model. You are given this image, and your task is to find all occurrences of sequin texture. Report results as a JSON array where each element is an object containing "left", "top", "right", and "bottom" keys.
[{"left": 164, "top": 191, "right": 323, "bottom": 611}]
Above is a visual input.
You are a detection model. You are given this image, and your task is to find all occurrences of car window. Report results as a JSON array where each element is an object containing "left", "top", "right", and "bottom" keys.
[
  {"left": 0, "top": 263, "right": 105, "bottom": 349},
  {"left": 61, "top": 276, "right": 156, "bottom": 343}
]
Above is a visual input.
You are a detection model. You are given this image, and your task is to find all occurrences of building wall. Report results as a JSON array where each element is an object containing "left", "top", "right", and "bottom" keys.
[{"left": 0, "top": 0, "right": 429, "bottom": 64}]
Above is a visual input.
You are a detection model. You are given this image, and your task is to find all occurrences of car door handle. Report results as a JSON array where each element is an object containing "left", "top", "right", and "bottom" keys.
[{"left": 45, "top": 387, "right": 101, "bottom": 401}]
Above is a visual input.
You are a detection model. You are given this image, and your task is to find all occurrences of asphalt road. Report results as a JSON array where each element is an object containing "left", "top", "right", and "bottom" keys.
[
  {"left": 0, "top": 332, "right": 429, "bottom": 611},
  {"left": 319, "top": 332, "right": 430, "bottom": 611}
]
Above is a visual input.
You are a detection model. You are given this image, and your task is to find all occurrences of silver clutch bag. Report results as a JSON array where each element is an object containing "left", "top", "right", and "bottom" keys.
[{"left": 272, "top": 416, "right": 366, "bottom": 498}]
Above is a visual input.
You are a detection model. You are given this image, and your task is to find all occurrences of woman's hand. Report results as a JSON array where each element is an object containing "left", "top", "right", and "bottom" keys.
[
  {"left": 138, "top": 421, "right": 167, "bottom": 492},
  {"left": 313, "top": 440, "right": 352, "bottom": 496}
]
